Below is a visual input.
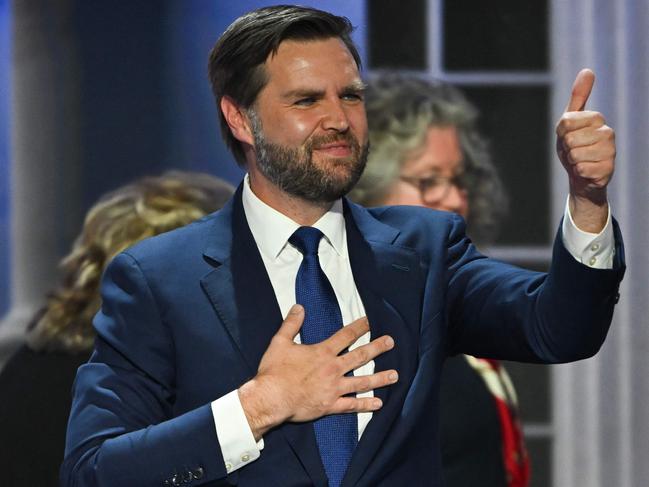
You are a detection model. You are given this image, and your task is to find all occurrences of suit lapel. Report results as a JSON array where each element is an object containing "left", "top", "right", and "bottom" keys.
[
  {"left": 200, "top": 186, "right": 329, "bottom": 486},
  {"left": 201, "top": 187, "right": 283, "bottom": 373},
  {"left": 342, "top": 201, "right": 422, "bottom": 487}
]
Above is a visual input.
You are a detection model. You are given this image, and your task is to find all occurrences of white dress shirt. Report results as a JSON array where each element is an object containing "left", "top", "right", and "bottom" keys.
[
  {"left": 561, "top": 196, "right": 615, "bottom": 268},
  {"left": 211, "top": 176, "right": 616, "bottom": 473}
]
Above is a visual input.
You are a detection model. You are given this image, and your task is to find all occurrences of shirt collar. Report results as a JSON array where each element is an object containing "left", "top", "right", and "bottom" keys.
[{"left": 241, "top": 174, "right": 346, "bottom": 260}]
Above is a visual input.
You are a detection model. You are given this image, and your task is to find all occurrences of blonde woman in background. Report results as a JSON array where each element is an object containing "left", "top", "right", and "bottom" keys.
[
  {"left": 0, "top": 171, "right": 234, "bottom": 486},
  {"left": 350, "top": 72, "right": 529, "bottom": 487}
]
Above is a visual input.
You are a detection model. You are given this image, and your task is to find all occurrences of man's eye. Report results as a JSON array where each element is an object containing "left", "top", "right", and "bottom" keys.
[
  {"left": 294, "top": 97, "right": 316, "bottom": 106},
  {"left": 342, "top": 93, "right": 363, "bottom": 102}
]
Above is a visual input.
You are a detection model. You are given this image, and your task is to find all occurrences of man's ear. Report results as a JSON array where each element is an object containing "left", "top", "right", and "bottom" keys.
[{"left": 220, "top": 96, "right": 254, "bottom": 146}]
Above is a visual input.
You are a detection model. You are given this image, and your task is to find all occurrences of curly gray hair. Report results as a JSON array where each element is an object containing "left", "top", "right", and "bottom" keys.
[{"left": 349, "top": 72, "right": 508, "bottom": 245}]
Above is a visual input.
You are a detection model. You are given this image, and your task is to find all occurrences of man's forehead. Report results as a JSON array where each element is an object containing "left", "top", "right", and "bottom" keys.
[
  {"left": 257, "top": 38, "right": 362, "bottom": 99},
  {"left": 265, "top": 37, "right": 359, "bottom": 75}
]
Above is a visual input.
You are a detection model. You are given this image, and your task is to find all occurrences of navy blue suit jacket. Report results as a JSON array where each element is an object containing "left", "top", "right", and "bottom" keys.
[{"left": 62, "top": 188, "right": 625, "bottom": 486}]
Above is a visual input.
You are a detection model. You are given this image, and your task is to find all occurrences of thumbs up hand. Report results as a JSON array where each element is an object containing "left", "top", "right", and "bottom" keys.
[{"left": 555, "top": 69, "right": 615, "bottom": 233}]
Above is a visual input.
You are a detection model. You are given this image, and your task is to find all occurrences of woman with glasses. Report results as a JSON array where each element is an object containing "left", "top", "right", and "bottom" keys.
[{"left": 350, "top": 72, "right": 529, "bottom": 487}]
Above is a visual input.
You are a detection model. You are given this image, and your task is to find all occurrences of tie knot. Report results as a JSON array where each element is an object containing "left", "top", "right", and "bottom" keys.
[{"left": 289, "top": 226, "right": 324, "bottom": 256}]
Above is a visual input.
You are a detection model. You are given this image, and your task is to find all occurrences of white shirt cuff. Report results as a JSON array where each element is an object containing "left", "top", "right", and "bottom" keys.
[
  {"left": 562, "top": 196, "right": 615, "bottom": 269},
  {"left": 211, "top": 390, "right": 264, "bottom": 474}
]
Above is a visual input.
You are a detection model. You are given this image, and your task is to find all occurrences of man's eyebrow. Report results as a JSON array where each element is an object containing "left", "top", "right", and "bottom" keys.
[
  {"left": 342, "top": 81, "right": 367, "bottom": 92},
  {"left": 281, "top": 81, "right": 367, "bottom": 100},
  {"left": 281, "top": 88, "right": 325, "bottom": 100}
]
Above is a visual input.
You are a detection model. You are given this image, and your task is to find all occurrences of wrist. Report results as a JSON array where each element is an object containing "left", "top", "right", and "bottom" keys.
[
  {"left": 568, "top": 190, "right": 609, "bottom": 233},
  {"left": 569, "top": 182, "right": 608, "bottom": 207},
  {"left": 238, "top": 377, "right": 287, "bottom": 441}
]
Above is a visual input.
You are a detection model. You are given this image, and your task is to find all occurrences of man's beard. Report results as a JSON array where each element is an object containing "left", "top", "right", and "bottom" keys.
[{"left": 248, "top": 110, "right": 369, "bottom": 204}]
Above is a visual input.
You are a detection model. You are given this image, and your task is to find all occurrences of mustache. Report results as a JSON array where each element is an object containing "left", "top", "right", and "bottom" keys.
[{"left": 305, "top": 132, "right": 360, "bottom": 151}]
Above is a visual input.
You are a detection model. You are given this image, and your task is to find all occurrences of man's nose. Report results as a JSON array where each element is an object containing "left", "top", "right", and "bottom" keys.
[{"left": 321, "top": 99, "right": 350, "bottom": 132}]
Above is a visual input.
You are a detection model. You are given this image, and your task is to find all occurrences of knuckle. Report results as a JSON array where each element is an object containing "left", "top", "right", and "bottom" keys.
[
  {"left": 338, "top": 398, "right": 354, "bottom": 413},
  {"left": 564, "top": 133, "right": 575, "bottom": 147},
  {"left": 381, "top": 371, "right": 393, "bottom": 385},
  {"left": 355, "top": 347, "right": 369, "bottom": 364},
  {"left": 362, "top": 397, "right": 378, "bottom": 410},
  {"left": 354, "top": 321, "right": 369, "bottom": 338},
  {"left": 322, "top": 341, "right": 337, "bottom": 355},
  {"left": 561, "top": 112, "right": 574, "bottom": 122},
  {"left": 323, "top": 362, "right": 339, "bottom": 377},
  {"left": 347, "top": 319, "right": 362, "bottom": 332},
  {"left": 319, "top": 398, "right": 333, "bottom": 410},
  {"left": 338, "top": 380, "right": 352, "bottom": 396},
  {"left": 354, "top": 398, "right": 367, "bottom": 411},
  {"left": 340, "top": 326, "right": 356, "bottom": 343}
]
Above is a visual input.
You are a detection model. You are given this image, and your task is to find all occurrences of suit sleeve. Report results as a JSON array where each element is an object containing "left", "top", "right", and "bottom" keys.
[
  {"left": 61, "top": 252, "right": 231, "bottom": 487},
  {"left": 444, "top": 214, "right": 625, "bottom": 362}
]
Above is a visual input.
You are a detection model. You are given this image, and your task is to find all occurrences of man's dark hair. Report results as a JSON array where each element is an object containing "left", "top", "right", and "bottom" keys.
[{"left": 208, "top": 5, "right": 361, "bottom": 166}]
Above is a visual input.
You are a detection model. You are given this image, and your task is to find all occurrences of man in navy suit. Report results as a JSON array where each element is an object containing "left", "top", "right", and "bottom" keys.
[{"left": 62, "top": 6, "right": 624, "bottom": 487}]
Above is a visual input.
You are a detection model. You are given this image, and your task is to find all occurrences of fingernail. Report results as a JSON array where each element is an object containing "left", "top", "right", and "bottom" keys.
[
  {"left": 373, "top": 398, "right": 382, "bottom": 409},
  {"left": 389, "top": 371, "right": 398, "bottom": 382},
  {"left": 385, "top": 336, "right": 394, "bottom": 348}
]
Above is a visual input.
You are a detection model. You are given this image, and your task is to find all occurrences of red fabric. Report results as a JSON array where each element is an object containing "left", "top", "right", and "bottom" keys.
[{"left": 480, "top": 359, "right": 530, "bottom": 487}]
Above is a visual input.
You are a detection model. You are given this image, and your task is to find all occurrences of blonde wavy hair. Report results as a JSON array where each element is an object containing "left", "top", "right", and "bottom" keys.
[{"left": 27, "top": 171, "right": 234, "bottom": 353}]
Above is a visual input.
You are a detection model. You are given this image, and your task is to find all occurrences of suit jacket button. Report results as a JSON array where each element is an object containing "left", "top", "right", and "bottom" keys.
[{"left": 192, "top": 467, "right": 204, "bottom": 480}]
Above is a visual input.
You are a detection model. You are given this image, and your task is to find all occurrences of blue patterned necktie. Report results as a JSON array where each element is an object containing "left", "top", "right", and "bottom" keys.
[{"left": 289, "top": 226, "right": 357, "bottom": 487}]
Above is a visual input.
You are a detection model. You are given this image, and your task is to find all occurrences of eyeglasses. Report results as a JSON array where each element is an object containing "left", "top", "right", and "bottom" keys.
[{"left": 399, "top": 173, "right": 467, "bottom": 203}]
